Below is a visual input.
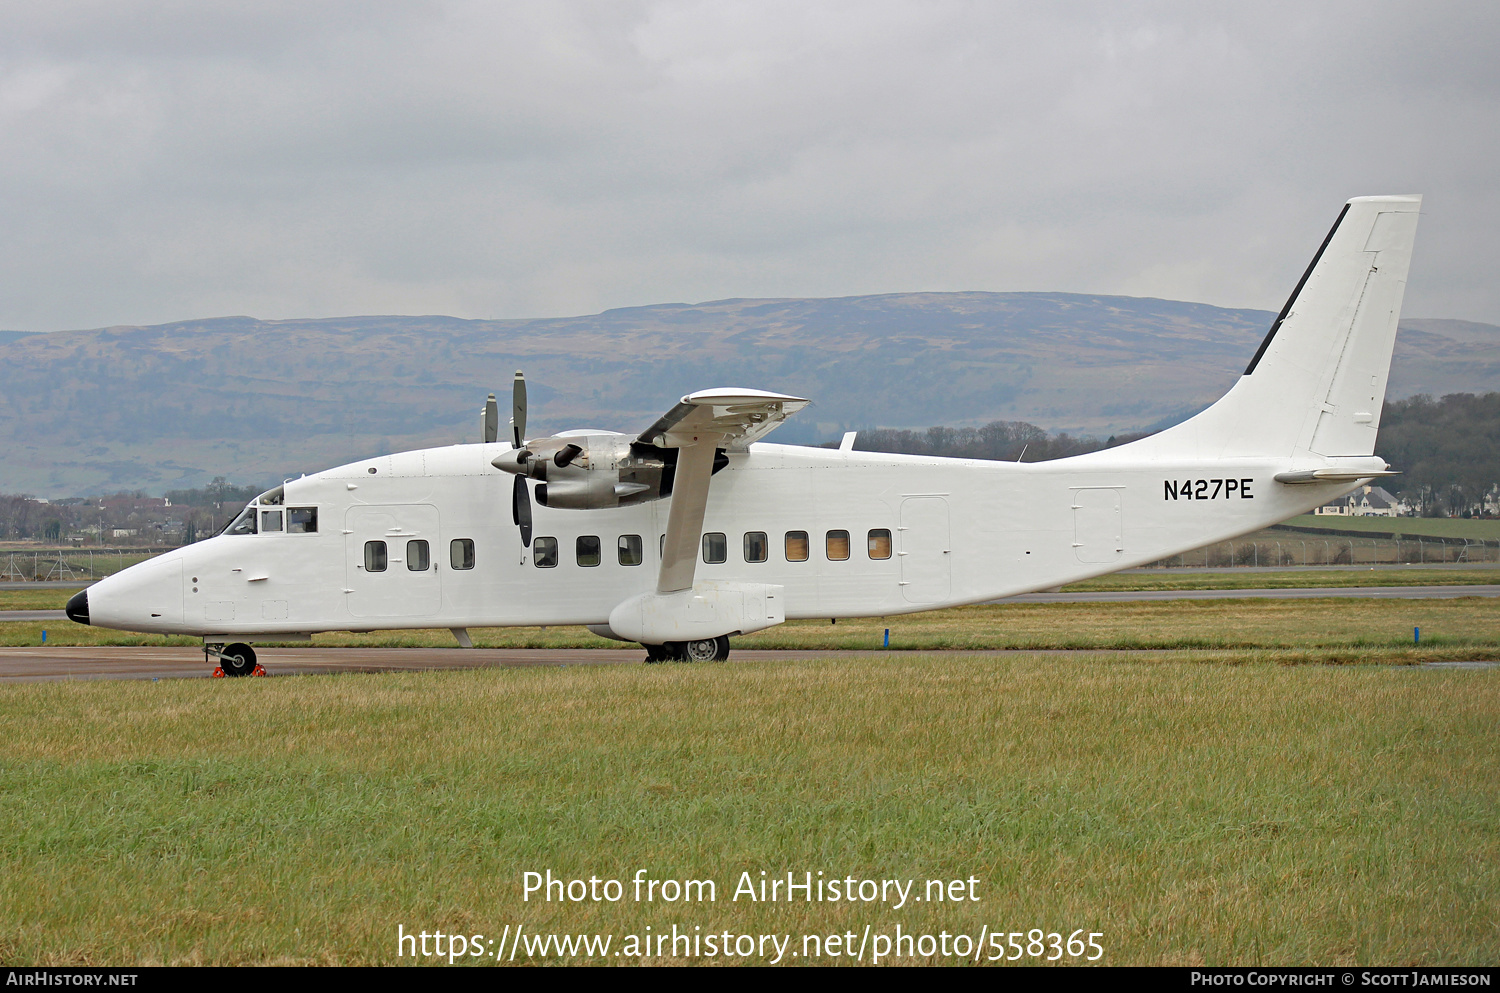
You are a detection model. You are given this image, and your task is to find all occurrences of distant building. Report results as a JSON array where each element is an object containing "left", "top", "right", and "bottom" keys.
[
  {"left": 1315, "top": 484, "right": 1400, "bottom": 518},
  {"left": 111, "top": 528, "right": 140, "bottom": 538}
]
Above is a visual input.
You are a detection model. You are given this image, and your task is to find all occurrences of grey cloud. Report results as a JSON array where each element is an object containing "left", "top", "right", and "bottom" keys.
[{"left": 0, "top": 0, "right": 1496, "bottom": 331}]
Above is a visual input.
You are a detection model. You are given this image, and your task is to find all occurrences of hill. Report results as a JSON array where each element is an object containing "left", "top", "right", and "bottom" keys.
[{"left": 0, "top": 293, "right": 1495, "bottom": 497}]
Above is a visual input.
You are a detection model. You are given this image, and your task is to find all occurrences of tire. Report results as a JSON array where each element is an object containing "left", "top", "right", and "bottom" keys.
[
  {"left": 642, "top": 644, "right": 669, "bottom": 664},
  {"left": 681, "top": 638, "right": 720, "bottom": 663},
  {"left": 221, "top": 643, "right": 257, "bottom": 677},
  {"left": 712, "top": 635, "right": 730, "bottom": 662}
]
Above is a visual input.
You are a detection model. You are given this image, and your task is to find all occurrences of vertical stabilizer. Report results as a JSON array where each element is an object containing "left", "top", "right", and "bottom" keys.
[{"left": 1117, "top": 195, "right": 1421, "bottom": 461}]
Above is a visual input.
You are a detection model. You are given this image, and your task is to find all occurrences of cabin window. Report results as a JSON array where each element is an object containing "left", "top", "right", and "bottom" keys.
[
  {"left": 364, "top": 540, "right": 388, "bottom": 572},
  {"left": 223, "top": 506, "right": 257, "bottom": 536},
  {"left": 868, "top": 529, "right": 892, "bottom": 559},
  {"left": 260, "top": 510, "right": 283, "bottom": 533},
  {"left": 288, "top": 507, "right": 318, "bottom": 533},
  {"left": 702, "top": 532, "right": 727, "bottom": 564},
  {"left": 577, "top": 535, "right": 602, "bottom": 567},
  {"left": 618, "top": 534, "right": 643, "bottom": 566},
  {"left": 450, "top": 538, "right": 475, "bottom": 570},
  {"left": 407, "top": 539, "right": 430, "bottom": 571},
  {"left": 826, "top": 530, "right": 850, "bottom": 561},
  {"left": 785, "top": 530, "right": 809, "bottom": 562},
  {"left": 743, "top": 531, "right": 768, "bottom": 563},
  {"left": 534, "top": 537, "right": 558, "bottom": 568}
]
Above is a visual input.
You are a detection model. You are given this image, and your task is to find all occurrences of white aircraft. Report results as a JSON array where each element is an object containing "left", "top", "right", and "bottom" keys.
[{"left": 67, "top": 195, "right": 1421, "bottom": 675}]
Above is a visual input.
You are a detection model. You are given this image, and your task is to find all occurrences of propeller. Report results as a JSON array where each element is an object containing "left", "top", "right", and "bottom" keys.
[
  {"left": 511, "top": 473, "right": 533, "bottom": 547},
  {"left": 511, "top": 370, "right": 527, "bottom": 448},
  {"left": 482, "top": 393, "right": 499, "bottom": 444},
  {"left": 507, "top": 370, "right": 533, "bottom": 547}
]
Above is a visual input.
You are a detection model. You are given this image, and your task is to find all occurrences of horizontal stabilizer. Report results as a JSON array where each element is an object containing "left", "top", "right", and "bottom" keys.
[{"left": 1274, "top": 468, "right": 1399, "bottom": 484}]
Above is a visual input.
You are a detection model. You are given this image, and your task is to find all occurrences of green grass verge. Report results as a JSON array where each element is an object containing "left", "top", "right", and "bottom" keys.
[
  {"left": 1064, "top": 567, "right": 1500, "bottom": 592},
  {"left": 0, "top": 655, "right": 1494, "bottom": 965},
  {"left": 1278, "top": 515, "right": 1500, "bottom": 540},
  {"left": 0, "top": 588, "right": 85, "bottom": 610}
]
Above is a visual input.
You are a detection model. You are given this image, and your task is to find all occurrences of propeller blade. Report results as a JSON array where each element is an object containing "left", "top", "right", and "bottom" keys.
[
  {"left": 512, "top": 473, "right": 533, "bottom": 547},
  {"left": 511, "top": 370, "right": 527, "bottom": 448},
  {"left": 483, "top": 393, "right": 499, "bottom": 444}
]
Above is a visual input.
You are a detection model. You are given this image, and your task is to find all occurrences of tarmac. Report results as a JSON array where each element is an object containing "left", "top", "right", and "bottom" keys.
[
  {"left": 0, "top": 644, "right": 1493, "bottom": 683},
  {"left": 0, "top": 645, "right": 898, "bottom": 682},
  {"left": 4, "top": 577, "right": 1497, "bottom": 683}
]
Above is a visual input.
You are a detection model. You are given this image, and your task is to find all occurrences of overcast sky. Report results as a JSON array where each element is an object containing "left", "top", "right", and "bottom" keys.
[{"left": 1, "top": 1, "right": 1496, "bottom": 331}]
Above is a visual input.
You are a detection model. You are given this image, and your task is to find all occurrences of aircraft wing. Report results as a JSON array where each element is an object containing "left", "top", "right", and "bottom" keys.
[
  {"left": 637, "top": 388, "right": 810, "bottom": 452},
  {"left": 641, "top": 389, "right": 809, "bottom": 595}
]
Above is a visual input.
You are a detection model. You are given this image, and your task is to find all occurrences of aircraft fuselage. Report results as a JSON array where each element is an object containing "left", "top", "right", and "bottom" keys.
[{"left": 81, "top": 440, "right": 1360, "bottom": 638}]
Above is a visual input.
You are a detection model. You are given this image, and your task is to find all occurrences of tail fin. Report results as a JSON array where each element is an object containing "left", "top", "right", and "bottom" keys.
[{"left": 1131, "top": 195, "right": 1421, "bottom": 460}]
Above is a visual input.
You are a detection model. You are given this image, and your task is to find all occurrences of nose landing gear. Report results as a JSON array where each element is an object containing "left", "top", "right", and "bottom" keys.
[
  {"left": 205, "top": 642, "right": 265, "bottom": 678},
  {"left": 642, "top": 635, "right": 730, "bottom": 663}
]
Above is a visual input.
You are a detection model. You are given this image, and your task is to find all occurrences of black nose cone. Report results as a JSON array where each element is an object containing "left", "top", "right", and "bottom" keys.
[{"left": 65, "top": 590, "right": 90, "bottom": 625}]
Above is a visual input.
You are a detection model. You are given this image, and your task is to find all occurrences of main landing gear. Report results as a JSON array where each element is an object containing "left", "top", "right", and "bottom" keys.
[
  {"left": 642, "top": 636, "right": 730, "bottom": 664},
  {"left": 205, "top": 642, "right": 266, "bottom": 678}
]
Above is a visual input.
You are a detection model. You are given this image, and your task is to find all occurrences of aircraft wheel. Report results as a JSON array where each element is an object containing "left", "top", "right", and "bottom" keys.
[
  {"left": 679, "top": 638, "right": 723, "bottom": 663},
  {"left": 713, "top": 635, "right": 730, "bottom": 662},
  {"left": 220, "top": 643, "right": 257, "bottom": 677},
  {"left": 642, "top": 644, "right": 670, "bottom": 664}
]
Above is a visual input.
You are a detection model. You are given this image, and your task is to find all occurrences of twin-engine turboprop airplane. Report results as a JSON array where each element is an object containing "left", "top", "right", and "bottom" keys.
[{"left": 67, "top": 195, "right": 1422, "bottom": 675}]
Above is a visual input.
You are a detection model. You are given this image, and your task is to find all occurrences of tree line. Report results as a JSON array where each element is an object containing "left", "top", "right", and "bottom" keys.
[
  {"left": 1373, "top": 393, "right": 1500, "bottom": 517},
  {"left": 2, "top": 394, "right": 1496, "bottom": 541}
]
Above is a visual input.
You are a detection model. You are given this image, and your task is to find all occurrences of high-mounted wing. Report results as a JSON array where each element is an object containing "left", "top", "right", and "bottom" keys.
[
  {"left": 637, "top": 388, "right": 810, "bottom": 452},
  {"left": 642, "top": 389, "right": 809, "bottom": 593}
]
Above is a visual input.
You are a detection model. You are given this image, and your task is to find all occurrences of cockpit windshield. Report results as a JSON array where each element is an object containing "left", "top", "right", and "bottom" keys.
[
  {"left": 220, "top": 486, "right": 314, "bottom": 536},
  {"left": 222, "top": 504, "right": 257, "bottom": 536}
]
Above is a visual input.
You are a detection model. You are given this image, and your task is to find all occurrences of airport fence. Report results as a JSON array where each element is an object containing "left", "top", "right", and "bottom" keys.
[{"left": 0, "top": 548, "right": 174, "bottom": 583}]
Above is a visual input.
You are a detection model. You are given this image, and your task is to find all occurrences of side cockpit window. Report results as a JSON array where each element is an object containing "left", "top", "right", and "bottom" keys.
[
  {"left": 223, "top": 505, "right": 257, "bottom": 536},
  {"left": 260, "top": 510, "right": 283, "bottom": 532},
  {"left": 288, "top": 507, "right": 318, "bottom": 533}
]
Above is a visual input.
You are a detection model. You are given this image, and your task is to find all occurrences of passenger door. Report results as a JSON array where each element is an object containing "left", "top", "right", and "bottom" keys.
[{"left": 345, "top": 505, "right": 442, "bottom": 617}]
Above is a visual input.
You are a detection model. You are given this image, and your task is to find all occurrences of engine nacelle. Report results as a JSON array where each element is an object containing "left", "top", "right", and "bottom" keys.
[{"left": 494, "top": 432, "right": 725, "bottom": 510}]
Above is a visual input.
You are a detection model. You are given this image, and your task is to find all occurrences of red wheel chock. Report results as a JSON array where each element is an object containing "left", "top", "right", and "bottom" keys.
[{"left": 211, "top": 665, "right": 267, "bottom": 678}]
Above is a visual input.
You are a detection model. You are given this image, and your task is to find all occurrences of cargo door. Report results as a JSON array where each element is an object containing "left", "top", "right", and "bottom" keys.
[
  {"left": 1072, "top": 487, "right": 1124, "bottom": 564},
  {"left": 899, "top": 496, "right": 951, "bottom": 604}
]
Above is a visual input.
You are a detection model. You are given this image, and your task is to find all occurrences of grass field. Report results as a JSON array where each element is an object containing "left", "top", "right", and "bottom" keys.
[
  {"left": 1278, "top": 515, "right": 1500, "bottom": 540},
  {"left": 0, "top": 654, "right": 1494, "bottom": 966}
]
